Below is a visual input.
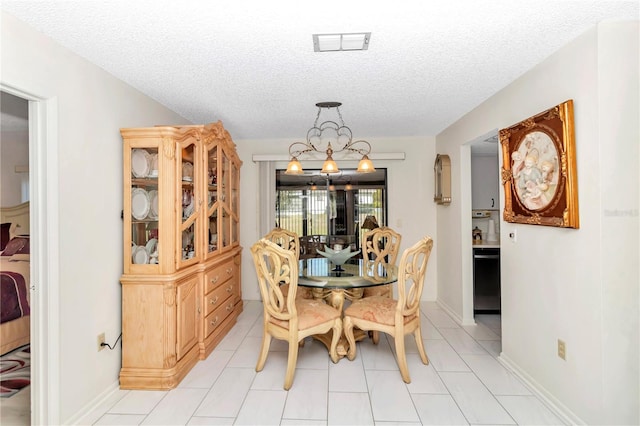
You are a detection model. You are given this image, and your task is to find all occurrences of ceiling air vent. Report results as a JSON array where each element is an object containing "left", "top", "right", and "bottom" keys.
[{"left": 313, "top": 33, "right": 371, "bottom": 52}]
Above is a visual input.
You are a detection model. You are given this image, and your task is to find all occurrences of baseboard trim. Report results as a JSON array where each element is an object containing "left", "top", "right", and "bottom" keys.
[
  {"left": 67, "top": 380, "right": 121, "bottom": 425},
  {"left": 498, "top": 353, "right": 585, "bottom": 425},
  {"left": 436, "top": 299, "right": 475, "bottom": 326}
]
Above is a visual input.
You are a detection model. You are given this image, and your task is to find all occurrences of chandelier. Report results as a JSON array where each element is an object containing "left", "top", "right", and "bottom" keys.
[{"left": 285, "top": 102, "right": 375, "bottom": 175}]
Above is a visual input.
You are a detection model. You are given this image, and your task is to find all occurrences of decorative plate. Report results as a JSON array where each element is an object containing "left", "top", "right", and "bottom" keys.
[
  {"left": 131, "top": 149, "right": 151, "bottom": 178},
  {"left": 132, "top": 244, "right": 149, "bottom": 264},
  {"left": 145, "top": 238, "right": 158, "bottom": 256},
  {"left": 148, "top": 190, "right": 159, "bottom": 219},
  {"left": 131, "top": 188, "right": 150, "bottom": 220}
]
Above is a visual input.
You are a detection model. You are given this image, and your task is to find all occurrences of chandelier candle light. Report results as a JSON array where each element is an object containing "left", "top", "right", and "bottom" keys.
[{"left": 285, "top": 102, "right": 375, "bottom": 175}]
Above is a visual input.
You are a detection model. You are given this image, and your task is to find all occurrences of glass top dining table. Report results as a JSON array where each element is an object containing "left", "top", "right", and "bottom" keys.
[
  {"left": 298, "top": 257, "right": 398, "bottom": 291},
  {"left": 297, "top": 257, "right": 398, "bottom": 359}
]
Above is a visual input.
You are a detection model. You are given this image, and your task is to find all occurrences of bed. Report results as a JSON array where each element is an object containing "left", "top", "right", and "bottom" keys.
[{"left": 1, "top": 201, "right": 31, "bottom": 356}]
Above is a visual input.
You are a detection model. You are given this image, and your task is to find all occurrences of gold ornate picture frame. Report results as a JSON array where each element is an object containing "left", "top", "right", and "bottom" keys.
[{"left": 499, "top": 100, "right": 579, "bottom": 228}]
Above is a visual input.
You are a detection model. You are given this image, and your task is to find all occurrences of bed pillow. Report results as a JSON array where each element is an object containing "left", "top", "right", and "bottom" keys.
[
  {"left": 1, "top": 222, "right": 11, "bottom": 251},
  {"left": 1, "top": 236, "right": 30, "bottom": 256}
]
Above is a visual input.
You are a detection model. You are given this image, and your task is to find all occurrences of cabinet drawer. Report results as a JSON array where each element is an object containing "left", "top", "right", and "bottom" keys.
[
  {"left": 204, "top": 280, "right": 234, "bottom": 317},
  {"left": 205, "top": 260, "right": 234, "bottom": 294},
  {"left": 204, "top": 298, "right": 235, "bottom": 337}
]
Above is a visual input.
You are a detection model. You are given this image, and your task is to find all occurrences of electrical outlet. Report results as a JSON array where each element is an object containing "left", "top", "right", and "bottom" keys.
[
  {"left": 557, "top": 339, "right": 566, "bottom": 360},
  {"left": 98, "top": 333, "right": 106, "bottom": 352}
]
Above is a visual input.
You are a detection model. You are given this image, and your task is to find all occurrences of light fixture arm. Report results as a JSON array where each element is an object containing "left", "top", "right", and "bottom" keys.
[
  {"left": 288, "top": 141, "right": 318, "bottom": 159},
  {"left": 288, "top": 138, "right": 372, "bottom": 158}
]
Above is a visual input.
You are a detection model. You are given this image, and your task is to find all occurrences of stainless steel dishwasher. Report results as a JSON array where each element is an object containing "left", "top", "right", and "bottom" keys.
[{"left": 473, "top": 247, "right": 501, "bottom": 314}]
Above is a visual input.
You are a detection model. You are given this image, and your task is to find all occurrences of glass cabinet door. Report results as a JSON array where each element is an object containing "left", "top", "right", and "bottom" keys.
[
  {"left": 129, "top": 145, "right": 160, "bottom": 270},
  {"left": 205, "top": 141, "right": 219, "bottom": 256},
  {"left": 202, "top": 138, "right": 240, "bottom": 256},
  {"left": 178, "top": 139, "right": 199, "bottom": 267},
  {"left": 230, "top": 158, "right": 239, "bottom": 245},
  {"left": 221, "top": 150, "right": 231, "bottom": 249}
]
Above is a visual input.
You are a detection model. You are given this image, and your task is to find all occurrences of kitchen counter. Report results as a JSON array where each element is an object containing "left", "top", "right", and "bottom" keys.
[{"left": 472, "top": 242, "right": 500, "bottom": 248}]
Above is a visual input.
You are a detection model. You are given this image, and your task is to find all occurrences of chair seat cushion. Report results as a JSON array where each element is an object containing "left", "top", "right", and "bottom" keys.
[
  {"left": 270, "top": 299, "right": 340, "bottom": 330},
  {"left": 345, "top": 296, "right": 416, "bottom": 326}
]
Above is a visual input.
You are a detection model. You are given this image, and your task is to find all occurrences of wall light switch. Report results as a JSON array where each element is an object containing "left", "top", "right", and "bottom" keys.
[{"left": 509, "top": 230, "right": 517, "bottom": 243}]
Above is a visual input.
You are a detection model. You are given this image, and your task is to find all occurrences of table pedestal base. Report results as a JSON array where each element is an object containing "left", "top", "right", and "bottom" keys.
[{"left": 309, "top": 287, "right": 367, "bottom": 359}]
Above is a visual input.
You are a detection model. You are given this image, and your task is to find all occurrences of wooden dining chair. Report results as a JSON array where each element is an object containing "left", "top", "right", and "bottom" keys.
[
  {"left": 343, "top": 236, "right": 434, "bottom": 383},
  {"left": 362, "top": 226, "right": 402, "bottom": 298},
  {"left": 263, "top": 227, "right": 310, "bottom": 299},
  {"left": 264, "top": 227, "right": 300, "bottom": 255},
  {"left": 250, "top": 238, "right": 342, "bottom": 390}
]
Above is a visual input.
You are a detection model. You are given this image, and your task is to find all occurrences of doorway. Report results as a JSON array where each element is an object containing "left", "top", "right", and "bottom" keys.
[
  {"left": 0, "top": 84, "right": 58, "bottom": 425},
  {"left": 0, "top": 91, "right": 31, "bottom": 424},
  {"left": 465, "top": 130, "right": 502, "bottom": 327}
]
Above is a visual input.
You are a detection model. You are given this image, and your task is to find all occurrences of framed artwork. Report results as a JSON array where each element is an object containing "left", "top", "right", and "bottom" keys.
[
  {"left": 499, "top": 100, "right": 579, "bottom": 228},
  {"left": 434, "top": 154, "right": 451, "bottom": 206}
]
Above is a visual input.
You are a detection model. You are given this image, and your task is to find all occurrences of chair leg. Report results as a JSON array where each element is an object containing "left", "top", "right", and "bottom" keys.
[
  {"left": 371, "top": 330, "right": 380, "bottom": 344},
  {"left": 284, "top": 336, "right": 299, "bottom": 390},
  {"left": 343, "top": 316, "right": 357, "bottom": 361},
  {"left": 414, "top": 326, "right": 429, "bottom": 365},
  {"left": 394, "top": 333, "right": 411, "bottom": 383},
  {"left": 256, "top": 333, "right": 272, "bottom": 372},
  {"left": 329, "top": 318, "right": 342, "bottom": 363}
]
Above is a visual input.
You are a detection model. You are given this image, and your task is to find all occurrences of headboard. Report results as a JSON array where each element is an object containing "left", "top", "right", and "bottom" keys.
[{"left": 1, "top": 201, "right": 30, "bottom": 236}]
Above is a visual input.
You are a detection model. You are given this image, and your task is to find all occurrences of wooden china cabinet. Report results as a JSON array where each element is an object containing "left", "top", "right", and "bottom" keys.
[{"left": 120, "top": 121, "right": 242, "bottom": 390}]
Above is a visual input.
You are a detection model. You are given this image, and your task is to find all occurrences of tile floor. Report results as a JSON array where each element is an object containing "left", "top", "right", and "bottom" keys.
[{"left": 5, "top": 301, "right": 567, "bottom": 425}]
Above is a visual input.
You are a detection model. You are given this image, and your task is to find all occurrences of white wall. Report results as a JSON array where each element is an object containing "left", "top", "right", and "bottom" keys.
[
  {"left": 1, "top": 11, "right": 190, "bottom": 423},
  {"left": 235, "top": 136, "right": 438, "bottom": 301},
  {"left": 435, "top": 20, "right": 639, "bottom": 424}
]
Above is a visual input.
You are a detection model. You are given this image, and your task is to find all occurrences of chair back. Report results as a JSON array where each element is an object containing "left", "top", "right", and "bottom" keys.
[
  {"left": 362, "top": 226, "right": 402, "bottom": 265},
  {"left": 250, "top": 238, "right": 299, "bottom": 323},
  {"left": 396, "top": 236, "right": 433, "bottom": 317},
  {"left": 263, "top": 227, "right": 300, "bottom": 260}
]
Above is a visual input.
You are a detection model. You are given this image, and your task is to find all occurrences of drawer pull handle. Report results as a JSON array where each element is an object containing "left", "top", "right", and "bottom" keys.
[
  {"left": 210, "top": 276, "right": 218, "bottom": 284},
  {"left": 226, "top": 285, "right": 232, "bottom": 293},
  {"left": 210, "top": 296, "right": 219, "bottom": 304},
  {"left": 226, "top": 304, "right": 233, "bottom": 311},
  {"left": 210, "top": 317, "right": 218, "bottom": 327},
  {"left": 226, "top": 267, "right": 233, "bottom": 274}
]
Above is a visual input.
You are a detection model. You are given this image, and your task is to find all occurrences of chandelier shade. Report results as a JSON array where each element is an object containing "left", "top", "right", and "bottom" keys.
[
  {"left": 356, "top": 155, "right": 375, "bottom": 173},
  {"left": 286, "top": 102, "right": 375, "bottom": 175},
  {"left": 285, "top": 157, "right": 304, "bottom": 175}
]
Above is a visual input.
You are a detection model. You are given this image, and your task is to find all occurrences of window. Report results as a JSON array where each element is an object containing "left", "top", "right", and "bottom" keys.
[{"left": 275, "top": 169, "right": 387, "bottom": 248}]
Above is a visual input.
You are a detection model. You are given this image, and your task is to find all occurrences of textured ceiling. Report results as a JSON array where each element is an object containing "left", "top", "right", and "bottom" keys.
[{"left": 1, "top": 1, "right": 638, "bottom": 142}]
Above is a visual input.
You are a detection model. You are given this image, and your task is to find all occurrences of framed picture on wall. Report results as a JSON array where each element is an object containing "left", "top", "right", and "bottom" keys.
[
  {"left": 433, "top": 154, "right": 451, "bottom": 206},
  {"left": 499, "top": 99, "right": 579, "bottom": 228}
]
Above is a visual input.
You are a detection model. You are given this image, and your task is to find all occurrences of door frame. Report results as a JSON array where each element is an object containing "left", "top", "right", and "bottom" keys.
[
  {"left": 462, "top": 129, "right": 500, "bottom": 325},
  {"left": 1, "top": 83, "right": 60, "bottom": 425}
]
